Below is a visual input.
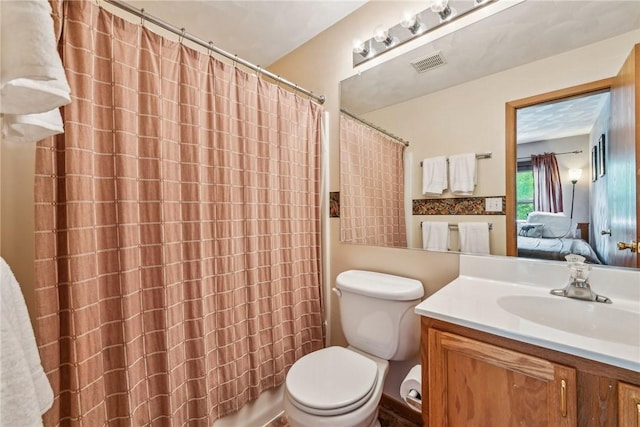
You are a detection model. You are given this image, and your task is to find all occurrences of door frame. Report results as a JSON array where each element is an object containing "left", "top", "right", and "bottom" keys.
[{"left": 505, "top": 78, "right": 614, "bottom": 257}]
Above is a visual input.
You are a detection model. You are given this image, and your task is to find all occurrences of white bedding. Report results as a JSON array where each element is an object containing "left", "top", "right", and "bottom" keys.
[{"left": 517, "top": 236, "right": 602, "bottom": 264}]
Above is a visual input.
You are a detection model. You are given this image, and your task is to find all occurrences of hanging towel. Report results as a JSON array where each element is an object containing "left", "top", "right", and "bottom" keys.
[
  {"left": 421, "top": 156, "right": 448, "bottom": 195},
  {"left": 449, "top": 153, "right": 477, "bottom": 194},
  {"left": 2, "top": 109, "right": 64, "bottom": 143},
  {"left": 421, "top": 221, "right": 450, "bottom": 251},
  {"left": 0, "top": 258, "right": 54, "bottom": 426},
  {"left": 458, "top": 222, "right": 490, "bottom": 255},
  {"left": 0, "top": 0, "right": 71, "bottom": 115}
]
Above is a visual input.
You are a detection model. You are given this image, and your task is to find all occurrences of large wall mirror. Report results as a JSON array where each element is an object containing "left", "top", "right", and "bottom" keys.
[{"left": 339, "top": 0, "right": 639, "bottom": 268}]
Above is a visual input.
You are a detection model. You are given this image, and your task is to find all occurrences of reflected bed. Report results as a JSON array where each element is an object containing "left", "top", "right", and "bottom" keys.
[{"left": 517, "top": 236, "right": 602, "bottom": 264}]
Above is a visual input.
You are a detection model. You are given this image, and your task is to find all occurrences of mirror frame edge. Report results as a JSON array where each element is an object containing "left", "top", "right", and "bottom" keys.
[{"left": 504, "top": 77, "right": 615, "bottom": 256}]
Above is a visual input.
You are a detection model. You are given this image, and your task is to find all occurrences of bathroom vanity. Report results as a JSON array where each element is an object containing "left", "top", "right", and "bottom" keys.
[{"left": 415, "top": 255, "right": 640, "bottom": 426}]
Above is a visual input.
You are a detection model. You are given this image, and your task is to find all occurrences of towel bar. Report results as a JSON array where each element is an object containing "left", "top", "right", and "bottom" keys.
[
  {"left": 420, "top": 152, "right": 492, "bottom": 167},
  {"left": 420, "top": 222, "right": 493, "bottom": 231}
]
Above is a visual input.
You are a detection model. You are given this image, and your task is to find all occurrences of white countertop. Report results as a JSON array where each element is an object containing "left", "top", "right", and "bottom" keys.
[{"left": 415, "top": 255, "right": 640, "bottom": 372}]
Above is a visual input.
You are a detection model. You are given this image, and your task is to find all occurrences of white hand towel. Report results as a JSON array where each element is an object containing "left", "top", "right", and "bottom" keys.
[
  {"left": 421, "top": 221, "right": 450, "bottom": 251},
  {"left": 421, "top": 156, "right": 447, "bottom": 195},
  {"left": 458, "top": 222, "right": 490, "bottom": 255},
  {"left": 0, "top": 258, "right": 54, "bottom": 425},
  {"left": 0, "top": 0, "right": 71, "bottom": 114},
  {"left": 449, "top": 153, "right": 477, "bottom": 194},
  {"left": 2, "top": 108, "right": 64, "bottom": 142}
]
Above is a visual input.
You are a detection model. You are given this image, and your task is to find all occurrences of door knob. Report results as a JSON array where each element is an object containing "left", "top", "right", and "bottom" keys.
[
  {"left": 600, "top": 230, "right": 611, "bottom": 236},
  {"left": 617, "top": 241, "right": 638, "bottom": 252}
]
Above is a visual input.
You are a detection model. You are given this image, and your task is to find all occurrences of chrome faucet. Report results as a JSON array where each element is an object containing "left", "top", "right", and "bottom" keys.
[{"left": 550, "top": 256, "right": 612, "bottom": 304}]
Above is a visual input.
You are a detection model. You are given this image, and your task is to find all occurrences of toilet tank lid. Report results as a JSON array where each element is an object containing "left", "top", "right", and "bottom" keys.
[{"left": 336, "top": 270, "right": 424, "bottom": 301}]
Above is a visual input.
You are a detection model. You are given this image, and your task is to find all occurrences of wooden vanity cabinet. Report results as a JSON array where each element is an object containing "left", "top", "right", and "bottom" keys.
[
  {"left": 421, "top": 317, "right": 640, "bottom": 427},
  {"left": 619, "top": 382, "right": 640, "bottom": 427}
]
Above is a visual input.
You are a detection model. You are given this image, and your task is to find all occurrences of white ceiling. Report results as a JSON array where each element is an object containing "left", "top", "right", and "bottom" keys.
[
  {"left": 125, "top": 0, "right": 366, "bottom": 67},
  {"left": 517, "top": 92, "right": 610, "bottom": 144}
]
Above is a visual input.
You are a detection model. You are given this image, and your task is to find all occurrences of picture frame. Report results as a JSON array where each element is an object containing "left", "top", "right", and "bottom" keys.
[
  {"left": 592, "top": 145, "right": 598, "bottom": 182},
  {"left": 598, "top": 133, "right": 606, "bottom": 177}
]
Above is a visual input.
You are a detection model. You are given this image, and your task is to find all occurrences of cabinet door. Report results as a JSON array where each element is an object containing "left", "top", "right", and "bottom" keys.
[
  {"left": 619, "top": 382, "right": 640, "bottom": 427},
  {"left": 428, "top": 329, "right": 577, "bottom": 426}
]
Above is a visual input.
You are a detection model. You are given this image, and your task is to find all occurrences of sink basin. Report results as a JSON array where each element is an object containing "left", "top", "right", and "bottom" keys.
[{"left": 497, "top": 295, "right": 640, "bottom": 347}]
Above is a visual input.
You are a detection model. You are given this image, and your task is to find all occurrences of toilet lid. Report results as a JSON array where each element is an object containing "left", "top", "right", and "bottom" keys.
[{"left": 285, "top": 346, "right": 378, "bottom": 416}]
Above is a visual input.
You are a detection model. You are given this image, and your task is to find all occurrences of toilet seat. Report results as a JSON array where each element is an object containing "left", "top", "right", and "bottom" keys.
[{"left": 285, "top": 346, "right": 379, "bottom": 416}]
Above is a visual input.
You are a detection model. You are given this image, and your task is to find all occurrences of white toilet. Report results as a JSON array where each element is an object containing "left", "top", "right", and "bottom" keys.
[{"left": 283, "top": 270, "right": 424, "bottom": 427}]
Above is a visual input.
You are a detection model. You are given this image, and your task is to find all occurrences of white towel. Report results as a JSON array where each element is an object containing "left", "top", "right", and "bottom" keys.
[
  {"left": 2, "top": 109, "right": 64, "bottom": 142},
  {"left": 458, "top": 222, "right": 490, "bottom": 254},
  {"left": 0, "top": 257, "right": 54, "bottom": 426},
  {"left": 421, "top": 221, "right": 450, "bottom": 251},
  {"left": 0, "top": 0, "right": 71, "bottom": 115},
  {"left": 421, "top": 156, "right": 447, "bottom": 195},
  {"left": 449, "top": 153, "right": 477, "bottom": 194}
]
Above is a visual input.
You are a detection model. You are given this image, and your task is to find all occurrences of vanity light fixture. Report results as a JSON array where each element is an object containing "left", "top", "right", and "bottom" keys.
[{"left": 352, "top": 0, "right": 502, "bottom": 67}]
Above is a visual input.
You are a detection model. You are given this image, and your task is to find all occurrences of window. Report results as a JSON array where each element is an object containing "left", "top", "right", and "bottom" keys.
[{"left": 516, "top": 161, "right": 534, "bottom": 220}]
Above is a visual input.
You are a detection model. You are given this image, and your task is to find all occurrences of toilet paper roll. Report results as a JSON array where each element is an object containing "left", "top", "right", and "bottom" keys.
[{"left": 400, "top": 364, "right": 422, "bottom": 413}]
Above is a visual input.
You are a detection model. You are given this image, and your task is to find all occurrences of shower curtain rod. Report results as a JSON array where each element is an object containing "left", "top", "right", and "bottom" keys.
[
  {"left": 517, "top": 149, "right": 582, "bottom": 161},
  {"left": 102, "top": 0, "right": 325, "bottom": 104},
  {"left": 340, "top": 109, "right": 410, "bottom": 147}
]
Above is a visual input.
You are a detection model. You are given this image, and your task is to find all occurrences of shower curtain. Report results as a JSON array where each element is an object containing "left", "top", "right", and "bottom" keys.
[
  {"left": 340, "top": 114, "right": 407, "bottom": 247},
  {"left": 34, "top": 1, "right": 324, "bottom": 425}
]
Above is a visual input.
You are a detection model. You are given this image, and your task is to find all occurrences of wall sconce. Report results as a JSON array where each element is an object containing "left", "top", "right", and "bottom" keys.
[
  {"left": 352, "top": 0, "right": 499, "bottom": 67},
  {"left": 568, "top": 168, "right": 582, "bottom": 219}
]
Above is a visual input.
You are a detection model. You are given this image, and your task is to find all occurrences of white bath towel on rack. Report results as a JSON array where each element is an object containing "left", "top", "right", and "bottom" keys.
[
  {"left": 449, "top": 153, "right": 477, "bottom": 194},
  {"left": 1, "top": 257, "right": 53, "bottom": 426},
  {"left": 421, "top": 221, "right": 450, "bottom": 251},
  {"left": 0, "top": 0, "right": 71, "bottom": 115},
  {"left": 421, "top": 156, "right": 447, "bottom": 195},
  {"left": 2, "top": 109, "right": 64, "bottom": 143},
  {"left": 458, "top": 222, "right": 490, "bottom": 255}
]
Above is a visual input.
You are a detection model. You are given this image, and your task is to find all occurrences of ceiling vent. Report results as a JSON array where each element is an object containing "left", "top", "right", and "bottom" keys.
[{"left": 410, "top": 52, "right": 446, "bottom": 73}]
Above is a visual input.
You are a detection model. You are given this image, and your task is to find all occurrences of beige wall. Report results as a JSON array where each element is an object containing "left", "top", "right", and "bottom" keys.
[{"left": 269, "top": 0, "right": 640, "bottom": 347}]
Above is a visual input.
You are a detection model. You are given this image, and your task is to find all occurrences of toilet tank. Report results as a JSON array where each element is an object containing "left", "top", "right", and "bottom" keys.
[{"left": 336, "top": 270, "right": 424, "bottom": 361}]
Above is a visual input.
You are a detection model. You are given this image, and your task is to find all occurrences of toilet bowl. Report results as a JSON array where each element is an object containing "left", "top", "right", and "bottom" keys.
[
  {"left": 283, "top": 346, "right": 388, "bottom": 427},
  {"left": 283, "top": 270, "right": 424, "bottom": 427}
]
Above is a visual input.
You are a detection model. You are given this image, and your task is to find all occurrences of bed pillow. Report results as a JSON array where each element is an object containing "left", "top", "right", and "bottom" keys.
[
  {"left": 518, "top": 223, "right": 544, "bottom": 238},
  {"left": 527, "top": 211, "right": 573, "bottom": 238}
]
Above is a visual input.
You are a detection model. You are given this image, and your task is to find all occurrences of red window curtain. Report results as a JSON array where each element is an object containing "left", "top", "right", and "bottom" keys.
[
  {"left": 532, "top": 153, "right": 564, "bottom": 213},
  {"left": 34, "top": 2, "right": 324, "bottom": 425}
]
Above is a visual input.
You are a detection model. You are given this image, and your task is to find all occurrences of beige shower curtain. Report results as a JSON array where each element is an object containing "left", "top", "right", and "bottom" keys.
[
  {"left": 340, "top": 114, "right": 407, "bottom": 247},
  {"left": 34, "top": 2, "right": 324, "bottom": 425}
]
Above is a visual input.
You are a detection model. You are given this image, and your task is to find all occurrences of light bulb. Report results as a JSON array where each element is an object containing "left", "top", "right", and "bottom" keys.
[
  {"left": 401, "top": 12, "right": 423, "bottom": 35},
  {"left": 373, "top": 25, "right": 393, "bottom": 46},
  {"left": 430, "top": 0, "right": 448, "bottom": 13},
  {"left": 569, "top": 168, "right": 582, "bottom": 183},
  {"left": 400, "top": 11, "right": 416, "bottom": 29},
  {"left": 352, "top": 38, "right": 369, "bottom": 57}
]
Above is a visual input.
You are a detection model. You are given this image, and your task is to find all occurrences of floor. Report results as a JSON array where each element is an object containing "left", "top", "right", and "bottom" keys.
[{"left": 265, "top": 402, "right": 421, "bottom": 427}]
